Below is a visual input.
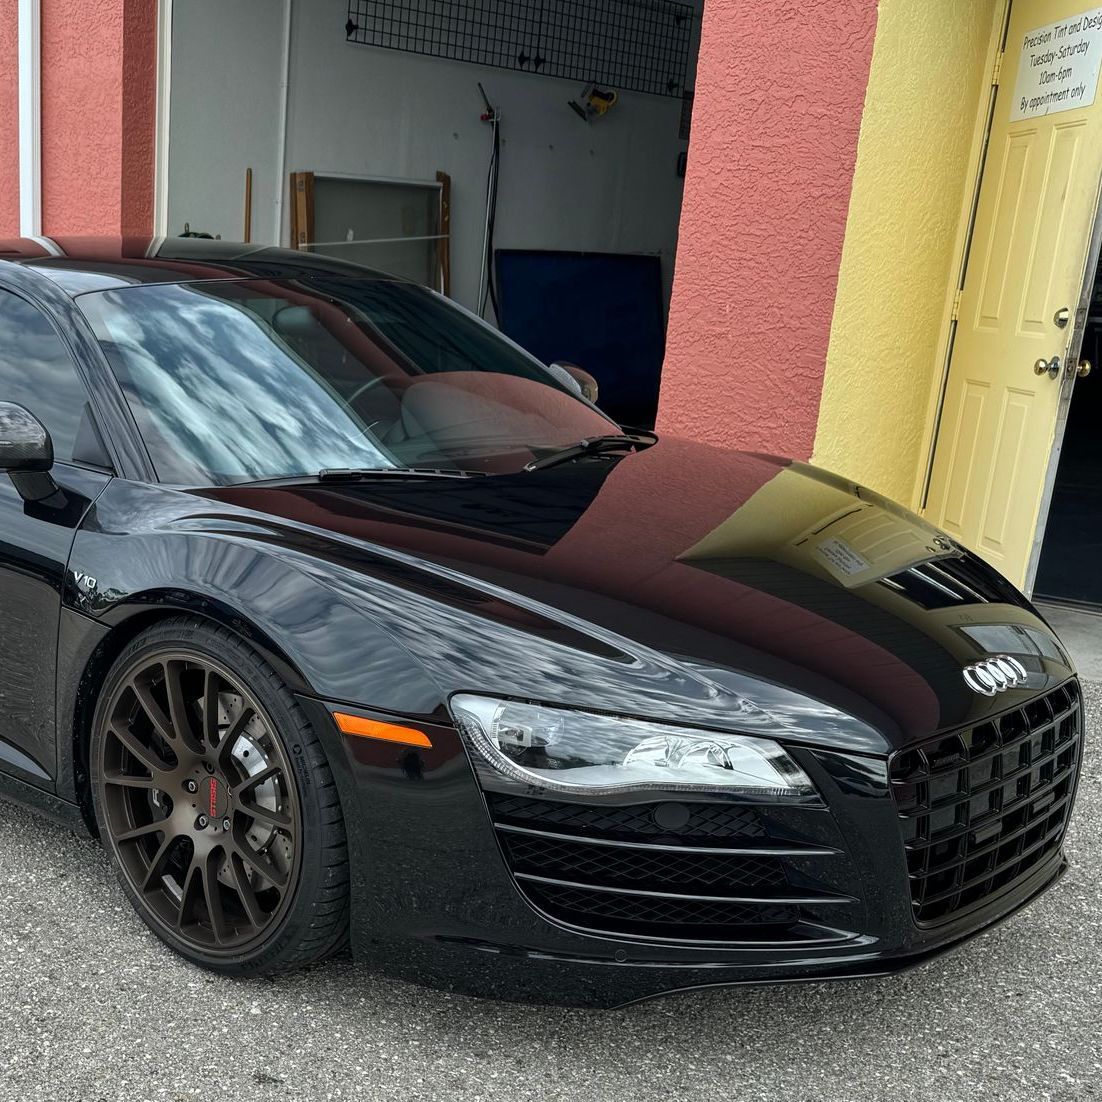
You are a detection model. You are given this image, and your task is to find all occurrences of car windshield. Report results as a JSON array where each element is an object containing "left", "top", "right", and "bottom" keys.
[{"left": 77, "top": 277, "right": 620, "bottom": 485}]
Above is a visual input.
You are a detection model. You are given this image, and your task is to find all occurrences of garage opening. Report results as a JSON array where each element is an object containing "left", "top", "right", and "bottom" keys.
[
  {"left": 1034, "top": 252, "right": 1102, "bottom": 608},
  {"left": 162, "top": 0, "right": 702, "bottom": 430}
]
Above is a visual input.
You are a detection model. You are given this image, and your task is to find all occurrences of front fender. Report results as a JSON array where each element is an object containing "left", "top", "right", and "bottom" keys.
[{"left": 68, "top": 481, "right": 444, "bottom": 716}]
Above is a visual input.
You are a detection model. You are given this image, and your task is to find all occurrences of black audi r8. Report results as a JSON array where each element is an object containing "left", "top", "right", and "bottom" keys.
[{"left": 0, "top": 237, "right": 1083, "bottom": 1006}]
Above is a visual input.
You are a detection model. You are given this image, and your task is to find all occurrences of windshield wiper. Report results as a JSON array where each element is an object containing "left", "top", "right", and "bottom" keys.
[
  {"left": 317, "top": 467, "right": 485, "bottom": 481},
  {"left": 226, "top": 467, "right": 485, "bottom": 488},
  {"left": 524, "top": 432, "right": 656, "bottom": 472}
]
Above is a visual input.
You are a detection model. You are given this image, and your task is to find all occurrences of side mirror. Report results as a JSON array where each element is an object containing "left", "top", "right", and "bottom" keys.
[
  {"left": 549, "top": 361, "right": 600, "bottom": 404},
  {"left": 0, "top": 402, "right": 53, "bottom": 471},
  {"left": 0, "top": 402, "right": 59, "bottom": 502}
]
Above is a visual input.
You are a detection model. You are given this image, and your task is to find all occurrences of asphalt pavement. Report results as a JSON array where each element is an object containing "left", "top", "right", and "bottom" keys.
[{"left": 0, "top": 687, "right": 1099, "bottom": 1102}]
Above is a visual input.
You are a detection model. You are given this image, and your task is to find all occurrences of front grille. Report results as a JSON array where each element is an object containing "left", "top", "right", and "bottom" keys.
[
  {"left": 486, "top": 794, "right": 848, "bottom": 943},
  {"left": 890, "top": 680, "right": 1082, "bottom": 924}
]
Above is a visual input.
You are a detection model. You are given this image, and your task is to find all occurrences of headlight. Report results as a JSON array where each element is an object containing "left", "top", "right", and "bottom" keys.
[{"left": 450, "top": 695, "right": 818, "bottom": 801}]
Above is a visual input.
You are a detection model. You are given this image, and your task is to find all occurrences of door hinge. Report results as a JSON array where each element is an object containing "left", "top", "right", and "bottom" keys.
[
  {"left": 992, "top": 50, "right": 1005, "bottom": 86},
  {"left": 950, "top": 289, "right": 963, "bottom": 322}
]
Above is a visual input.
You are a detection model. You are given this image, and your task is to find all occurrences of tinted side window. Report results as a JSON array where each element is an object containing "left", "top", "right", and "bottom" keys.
[{"left": 0, "top": 290, "right": 90, "bottom": 464}]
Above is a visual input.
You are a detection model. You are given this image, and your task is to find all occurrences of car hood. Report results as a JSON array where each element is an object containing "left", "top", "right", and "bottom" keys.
[{"left": 201, "top": 437, "right": 1074, "bottom": 755}]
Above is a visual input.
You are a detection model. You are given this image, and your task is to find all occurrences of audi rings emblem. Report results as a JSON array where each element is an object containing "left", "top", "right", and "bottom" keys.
[{"left": 962, "top": 655, "right": 1028, "bottom": 696}]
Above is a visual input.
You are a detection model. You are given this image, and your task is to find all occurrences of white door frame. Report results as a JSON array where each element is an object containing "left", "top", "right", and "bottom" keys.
[
  {"left": 153, "top": 0, "right": 173, "bottom": 236},
  {"left": 17, "top": 0, "right": 41, "bottom": 237},
  {"left": 273, "top": 0, "right": 293, "bottom": 246}
]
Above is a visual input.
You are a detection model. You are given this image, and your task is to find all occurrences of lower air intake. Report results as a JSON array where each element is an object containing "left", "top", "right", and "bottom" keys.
[{"left": 485, "top": 794, "right": 848, "bottom": 944}]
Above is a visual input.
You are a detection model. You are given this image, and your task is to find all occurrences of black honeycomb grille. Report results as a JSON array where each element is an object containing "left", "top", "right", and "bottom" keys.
[
  {"left": 502, "top": 831, "right": 789, "bottom": 891},
  {"left": 523, "top": 885, "right": 802, "bottom": 931},
  {"left": 486, "top": 794, "right": 839, "bottom": 942},
  {"left": 890, "top": 680, "right": 1082, "bottom": 924},
  {"left": 486, "top": 794, "right": 767, "bottom": 841}
]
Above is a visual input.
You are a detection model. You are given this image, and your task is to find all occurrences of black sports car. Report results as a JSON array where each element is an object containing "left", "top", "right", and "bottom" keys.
[{"left": 0, "top": 237, "right": 1083, "bottom": 1007}]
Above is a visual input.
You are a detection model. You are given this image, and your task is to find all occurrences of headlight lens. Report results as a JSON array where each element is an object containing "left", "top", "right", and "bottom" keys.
[{"left": 450, "top": 695, "right": 817, "bottom": 800}]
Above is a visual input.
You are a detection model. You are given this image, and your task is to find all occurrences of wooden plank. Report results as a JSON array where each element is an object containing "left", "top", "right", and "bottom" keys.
[{"left": 289, "top": 171, "right": 315, "bottom": 251}]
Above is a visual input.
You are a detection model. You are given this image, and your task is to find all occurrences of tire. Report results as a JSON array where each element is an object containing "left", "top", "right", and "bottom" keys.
[{"left": 89, "top": 616, "right": 349, "bottom": 974}]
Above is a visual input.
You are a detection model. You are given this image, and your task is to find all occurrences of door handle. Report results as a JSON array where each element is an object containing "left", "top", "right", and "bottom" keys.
[
  {"left": 1034, "top": 355, "right": 1061, "bottom": 379},
  {"left": 1078, "top": 359, "right": 1092, "bottom": 379}
]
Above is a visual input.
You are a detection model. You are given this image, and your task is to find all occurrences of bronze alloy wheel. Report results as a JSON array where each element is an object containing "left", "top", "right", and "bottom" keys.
[
  {"left": 96, "top": 649, "right": 303, "bottom": 953},
  {"left": 90, "top": 621, "right": 351, "bottom": 973}
]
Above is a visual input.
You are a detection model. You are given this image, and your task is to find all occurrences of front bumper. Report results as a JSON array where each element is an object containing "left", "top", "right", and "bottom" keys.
[{"left": 296, "top": 680, "right": 1082, "bottom": 1008}]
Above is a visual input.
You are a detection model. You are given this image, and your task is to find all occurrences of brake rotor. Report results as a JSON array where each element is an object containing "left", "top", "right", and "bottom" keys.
[{"left": 214, "top": 691, "right": 294, "bottom": 891}]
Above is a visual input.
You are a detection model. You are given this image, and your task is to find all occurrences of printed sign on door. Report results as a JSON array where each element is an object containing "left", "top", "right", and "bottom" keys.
[{"left": 1010, "top": 7, "right": 1102, "bottom": 120}]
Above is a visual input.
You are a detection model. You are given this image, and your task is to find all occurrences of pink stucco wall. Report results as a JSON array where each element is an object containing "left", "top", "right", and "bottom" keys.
[
  {"left": 0, "top": 0, "right": 18, "bottom": 237},
  {"left": 41, "top": 0, "right": 156, "bottom": 235},
  {"left": 658, "top": 0, "right": 878, "bottom": 458}
]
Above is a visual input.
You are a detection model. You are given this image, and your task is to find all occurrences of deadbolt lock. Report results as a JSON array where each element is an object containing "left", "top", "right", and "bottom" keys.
[{"left": 1055, "top": 306, "right": 1071, "bottom": 329}]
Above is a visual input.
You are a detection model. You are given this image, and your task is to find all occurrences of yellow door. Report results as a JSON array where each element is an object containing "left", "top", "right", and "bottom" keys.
[{"left": 925, "top": 0, "right": 1102, "bottom": 588}]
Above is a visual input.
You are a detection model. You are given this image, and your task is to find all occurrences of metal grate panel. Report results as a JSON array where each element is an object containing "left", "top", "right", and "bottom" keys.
[
  {"left": 486, "top": 793, "right": 768, "bottom": 841},
  {"left": 890, "top": 680, "right": 1082, "bottom": 924},
  {"left": 502, "top": 831, "right": 790, "bottom": 891},
  {"left": 345, "top": 0, "right": 695, "bottom": 98},
  {"left": 523, "top": 883, "right": 802, "bottom": 932}
]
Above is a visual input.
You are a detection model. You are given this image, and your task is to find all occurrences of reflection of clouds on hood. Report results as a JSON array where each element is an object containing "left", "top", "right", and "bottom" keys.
[{"left": 91, "top": 285, "right": 388, "bottom": 484}]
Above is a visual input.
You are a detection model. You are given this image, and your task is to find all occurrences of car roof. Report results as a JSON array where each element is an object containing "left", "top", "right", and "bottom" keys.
[{"left": 0, "top": 236, "right": 406, "bottom": 296}]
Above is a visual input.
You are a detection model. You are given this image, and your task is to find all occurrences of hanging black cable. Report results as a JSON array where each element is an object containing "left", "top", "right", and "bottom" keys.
[
  {"left": 477, "top": 83, "right": 502, "bottom": 321},
  {"left": 486, "top": 120, "right": 502, "bottom": 321}
]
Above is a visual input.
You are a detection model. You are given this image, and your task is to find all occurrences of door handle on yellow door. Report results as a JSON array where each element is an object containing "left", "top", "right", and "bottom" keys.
[
  {"left": 1034, "top": 356, "right": 1061, "bottom": 379},
  {"left": 1077, "top": 359, "right": 1092, "bottom": 378}
]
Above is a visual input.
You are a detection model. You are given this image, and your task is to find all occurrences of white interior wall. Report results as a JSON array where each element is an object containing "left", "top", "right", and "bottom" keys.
[
  {"left": 167, "top": 0, "right": 695, "bottom": 316},
  {"left": 167, "top": 0, "right": 285, "bottom": 245}
]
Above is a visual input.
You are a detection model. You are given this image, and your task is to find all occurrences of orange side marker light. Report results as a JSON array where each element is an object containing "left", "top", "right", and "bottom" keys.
[{"left": 333, "top": 712, "right": 433, "bottom": 749}]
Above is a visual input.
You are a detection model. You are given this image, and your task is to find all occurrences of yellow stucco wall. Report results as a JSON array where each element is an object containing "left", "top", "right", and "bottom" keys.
[{"left": 811, "top": 0, "right": 1004, "bottom": 509}]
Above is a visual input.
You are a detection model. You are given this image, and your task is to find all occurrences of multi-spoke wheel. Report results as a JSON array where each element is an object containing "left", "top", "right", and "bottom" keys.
[{"left": 90, "top": 618, "right": 349, "bottom": 973}]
